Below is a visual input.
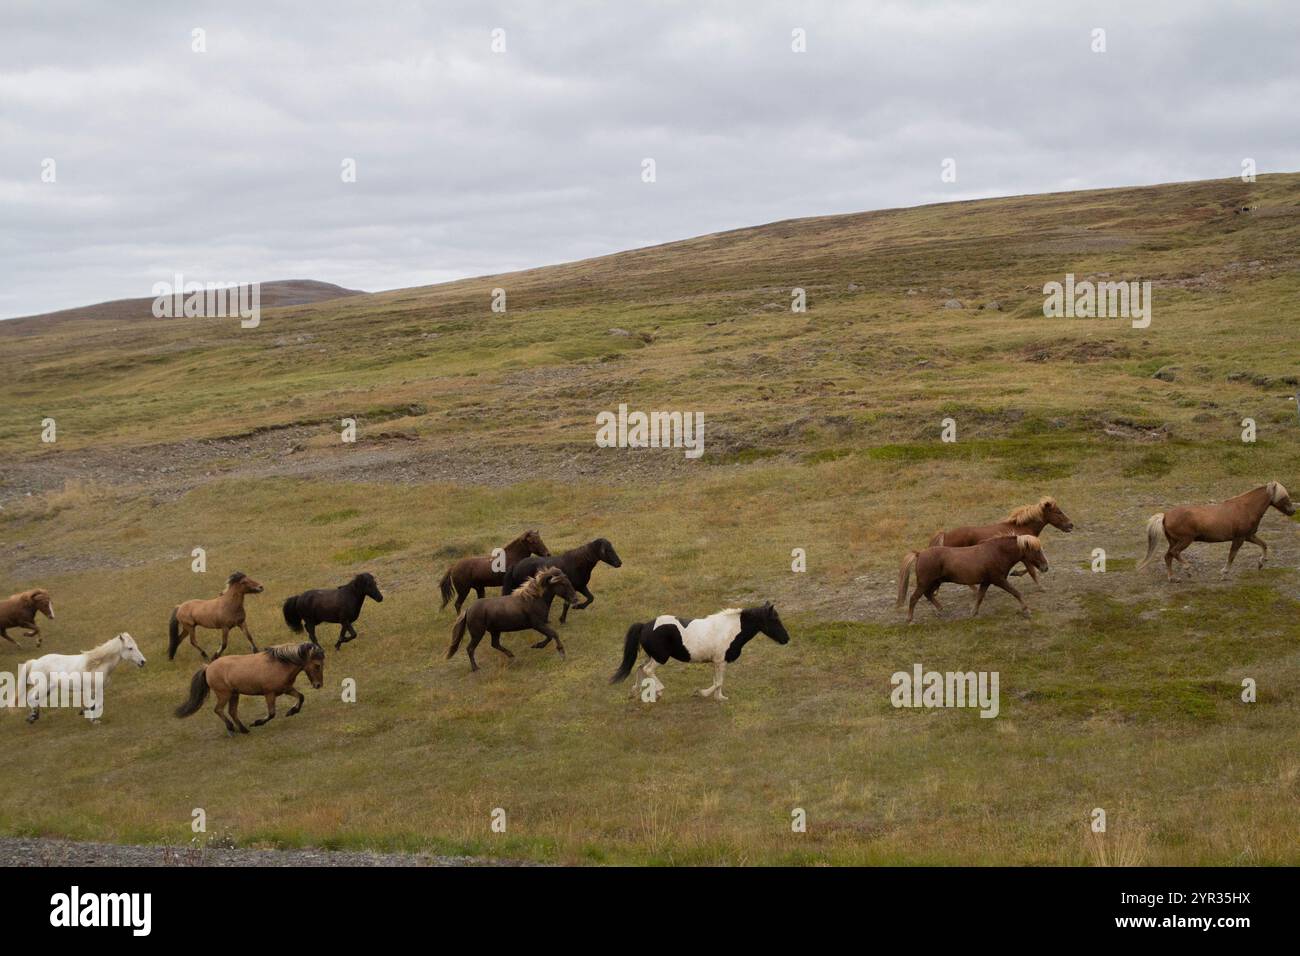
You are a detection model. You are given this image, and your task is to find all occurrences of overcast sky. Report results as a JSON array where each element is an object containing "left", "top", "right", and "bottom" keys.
[{"left": 1, "top": 0, "right": 1297, "bottom": 318}]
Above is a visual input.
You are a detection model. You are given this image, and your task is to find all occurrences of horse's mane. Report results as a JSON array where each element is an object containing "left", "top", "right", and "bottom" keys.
[
  {"left": 1005, "top": 497, "right": 1055, "bottom": 524},
  {"left": 263, "top": 642, "right": 323, "bottom": 665},
  {"left": 224, "top": 571, "right": 247, "bottom": 591},
  {"left": 81, "top": 635, "right": 125, "bottom": 667},
  {"left": 516, "top": 568, "right": 564, "bottom": 600},
  {"left": 1016, "top": 534, "right": 1043, "bottom": 554},
  {"left": 1268, "top": 480, "right": 1290, "bottom": 503}
]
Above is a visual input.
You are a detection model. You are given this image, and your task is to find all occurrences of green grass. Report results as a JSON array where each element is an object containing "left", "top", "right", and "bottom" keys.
[{"left": 1, "top": 174, "right": 1299, "bottom": 864}]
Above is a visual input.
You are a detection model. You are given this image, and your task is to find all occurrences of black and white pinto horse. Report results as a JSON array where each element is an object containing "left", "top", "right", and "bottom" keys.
[{"left": 610, "top": 602, "right": 789, "bottom": 701}]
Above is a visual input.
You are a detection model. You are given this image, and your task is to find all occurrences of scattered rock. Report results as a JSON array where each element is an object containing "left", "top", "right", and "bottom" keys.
[
  {"left": 607, "top": 328, "right": 631, "bottom": 337},
  {"left": 1152, "top": 365, "right": 1179, "bottom": 382},
  {"left": 982, "top": 301, "right": 1002, "bottom": 311},
  {"left": 942, "top": 299, "right": 963, "bottom": 310}
]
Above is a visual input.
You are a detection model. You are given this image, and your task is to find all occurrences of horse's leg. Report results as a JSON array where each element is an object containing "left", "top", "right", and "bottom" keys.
[
  {"left": 971, "top": 583, "right": 989, "bottom": 617},
  {"left": 285, "top": 687, "right": 305, "bottom": 717},
  {"left": 1024, "top": 564, "right": 1042, "bottom": 588},
  {"left": 453, "top": 583, "right": 468, "bottom": 613},
  {"left": 1246, "top": 533, "right": 1268, "bottom": 568},
  {"left": 466, "top": 622, "right": 485, "bottom": 672},
  {"left": 25, "top": 673, "right": 42, "bottom": 722},
  {"left": 991, "top": 577, "right": 1030, "bottom": 617},
  {"left": 906, "top": 586, "right": 924, "bottom": 624},
  {"left": 474, "top": 586, "right": 486, "bottom": 600},
  {"left": 697, "top": 661, "right": 726, "bottom": 700},
  {"left": 1222, "top": 539, "right": 1243, "bottom": 575},
  {"left": 534, "top": 623, "right": 565, "bottom": 659},
  {"left": 213, "top": 690, "right": 236, "bottom": 734},
  {"left": 305, "top": 620, "right": 319, "bottom": 646},
  {"left": 925, "top": 586, "right": 943, "bottom": 613},
  {"left": 335, "top": 623, "right": 347, "bottom": 650},
  {"left": 228, "top": 692, "right": 250, "bottom": 734},
  {"left": 252, "top": 692, "right": 277, "bottom": 727},
  {"left": 240, "top": 623, "right": 257, "bottom": 652},
  {"left": 1171, "top": 544, "right": 1193, "bottom": 579},
  {"left": 0, "top": 628, "right": 17, "bottom": 647},
  {"left": 558, "top": 600, "right": 571, "bottom": 624},
  {"left": 215, "top": 627, "right": 230, "bottom": 659},
  {"left": 188, "top": 625, "right": 209, "bottom": 661},
  {"left": 638, "top": 659, "right": 664, "bottom": 698},
  {"left": 574, "top": 585, "right": 594, "bottom": 610},
  {"left": 489, "top": 630, "right": 514, "bottom": 660}
]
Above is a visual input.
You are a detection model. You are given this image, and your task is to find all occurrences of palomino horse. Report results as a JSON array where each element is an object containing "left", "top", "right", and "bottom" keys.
[
  {"left": 438, "top": 530, "right": 550, "bottom": 613},
  {"left": 0, "top": 588, "right": 54, "bottom": 648},
  {"left": 175, "top": 642, "right": 324, "bottom": 735},
  {"left": 501, "top": 537, "right": 623, "bottom": 625},
  {"left": 167, "top": 572, "right": 264, "bottom": 661},
  {"left": 929, "top": 497, "right": 1073, "bottom": 585},
  {"left": 1137, "top": 480, "right": 1296, "bottom": 581},
  {"left": 898, "top": 535, "right": 1049, "bottom": 622},
  {"left": 447, "top": 567, "right": 580, "bottom": 671},
  {"left": 283, "top": 572, "right": 383, "bottom": 650},
  {"left": 611, "top": 602, "right": 790, "bottom": 701},
  {"left": 20, "top": 633, "right": 146, "bottom": 723}
]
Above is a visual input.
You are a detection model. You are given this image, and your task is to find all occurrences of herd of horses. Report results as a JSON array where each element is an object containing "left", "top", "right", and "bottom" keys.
[{"left": 2, "top": 481, "right": 1294, "bottom": 734}]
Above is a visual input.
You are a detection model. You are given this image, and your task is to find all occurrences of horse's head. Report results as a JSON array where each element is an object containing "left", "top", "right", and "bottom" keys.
[
  {"left": 524, "top": 530, "right": 551, "bottom": 557},
  {"left": 228, "top": 572, "right": 264, "bottom": 595},
  {"left": 301, "top": 644, "right": 326, "bottom": 689},
  {"left": 1267, "top": 480, "right": 1296, "bottom": 516},
  {"left": 26, "top": 589, "right": 54, "bottom": 619},
  {"left": 744, "top": 601, "right": 790, "bottom": 645},
  {"left": 1017, "top": 535, "right": 1049, "bottom": 572},
  {"left": 597, "top": 538, "right": 623, "bottom": 568},
  {"left": 538, "top": 568, "right": 580, "bottom": 605},
  {"left": 117, "top": 633, "right": 147, "bottom": 668},
  {"left": 1041, "top": 498, "right": 1075, "bottom": 532},
  {"left": 355, "top": 572, "right": 384, "bottom": 602}
]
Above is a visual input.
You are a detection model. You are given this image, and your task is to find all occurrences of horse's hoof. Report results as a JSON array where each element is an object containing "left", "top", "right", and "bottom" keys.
[
  {"left": 531, "top": 641, "right": 547, "bottom": 649},
  {"left": 25, "top": 715, "right": 37, "bottom": 724},
  {"left": 239, "top": 727, "right": 250, "bottom": 734}
]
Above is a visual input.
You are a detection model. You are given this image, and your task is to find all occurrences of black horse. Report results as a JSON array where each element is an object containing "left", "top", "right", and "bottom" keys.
[
  {"left": 501, "top": 537, "right": 622, "bottom": 628},
  {"left": 282, "top": 573, "right": 384, "bottom": 650}
]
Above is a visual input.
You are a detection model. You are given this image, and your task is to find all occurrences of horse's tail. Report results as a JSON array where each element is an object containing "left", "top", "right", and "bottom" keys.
[
  {"left": 610, "top": 623, "right": 643, "bottom": 684},
  {"left": 438, "top": 569, "right": 454, "bottom": 610},
  {"left": 282, "top": 595, "right": 304, "bottom": 633},
  {"left": 929, "top": 530, "right": 944, "bottom": 547},
  {"left": 167, "top": 607, "right": 181, "bottom": 660},
  {"left": 174, "top": 666, "right": 210, "bottom": 718},
  {"left": 897, "top": 551, "right": 919, "bottom": 607},
  {"left": 1136, "top": 513, "right": 1165, "bottom": 570},
  {"left": 446, "top": 611, "right": 468, "bottom": 659}
]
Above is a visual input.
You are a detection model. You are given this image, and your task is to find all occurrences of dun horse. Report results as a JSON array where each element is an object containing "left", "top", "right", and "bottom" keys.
[
  {"left": 898, "top": 535, "right": 1050, "bottom": 622},
  {"left": 501, "top": 537, "right": 623, "bottom": 625},
  {"left": 283, "top": 572, "right": 383, "bottom": 650},
  {"left": 447, "top": 567, "right": 580, "bottom": 671},
  {"left": 930, "top": 497, "right": 1073, "bottom": 585},
  {"left": 167, "top": 572, "right": 264, "bottom": 661},
  {"left": 438, "top": 530, "right": 550, "bottom": 612},
  {"left": 175, "top": 642, "right": 324, "bottom": 735},
  {"left": 1138, "top": 480, "right": 1296, "bottom": 581},
  {"left": 0, "top": 588, "right": 54, "bottom": 648},
  {"left": 611, "top": 603, "right": 790, "bottom": 701}
]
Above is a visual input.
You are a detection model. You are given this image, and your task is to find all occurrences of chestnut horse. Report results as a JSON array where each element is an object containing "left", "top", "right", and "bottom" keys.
[
  {"left": 898, "top": 535, "right": 1049, "bottom": 623},
  {"left": 446, "top": 567, "right": 580, "bottom": 671},
  {"left": 438, "top": 530, "right": 550, "bottom": 613},
  {"left": 1138, "top": 480, "right": 1296, "bottom": 581},
  {"left": 167, "top": 572, "right": 264, "bottom": 661},
  {"left": 0, "top": 589, "right": 54, "bottom": 648},
  {"left": 175, "top": 642, "right": 324, "bottom": 735},
  {"left": 929, "top": 497, "right": 1073, "bottom": 585}
]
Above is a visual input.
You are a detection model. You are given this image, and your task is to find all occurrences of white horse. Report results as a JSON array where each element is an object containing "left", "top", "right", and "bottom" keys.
[
  {"left": 20, "top": 632, "right": 146, "bottom": 723},
  {"left": 610, "top": 602, "right": 790, "bottom": 701}
]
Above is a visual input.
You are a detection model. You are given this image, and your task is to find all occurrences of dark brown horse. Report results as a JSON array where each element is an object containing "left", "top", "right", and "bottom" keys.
[
  {"left": 446, "top": 568, "right": 580, "bottom": 671},
  {"left": 438, "top": 530, "right": 550, "bottom": 612},
  {"left": 175, "top": 642, "right": 324, "bottom": 735},
  {"left": 898, "top": 535, "right": 1050, "bottom": 623},
  {"left": 283, "top": 572, "right": 383, "bottom": 650},
  {"left": 929, "top": 497, "right": 1073, "bottom": 585},
  {"left": 1138, "top": 480, "right": 1295, "bottom": 581},
  {"left": 167, "top": 572, "right": 264, "bottom": 661},
  {"left": 0, "top": 588, "right": 54, "bottom": 648},
  {"left": 501, "top": 537, "right": 623, "bottom": 625}
]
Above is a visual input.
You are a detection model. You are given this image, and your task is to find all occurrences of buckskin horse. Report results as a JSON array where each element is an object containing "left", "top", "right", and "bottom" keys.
[
  {"left": 283, "top": 572, "right": 383, "bottom": 650},
  {"left": 898, "top": 535, "right": 1050, "bottom": 622},
  {"left": 610, "top": 602, "right": 790, "bottom": 701},
  {"left": 0, "top": 588, "right": 54, "bottom": 648},
  {"left": 167, "top": 572, "right": 264, "bottom": 661},
  {"left": 446, "top": 567, "right": 580, "bottom": 671},
  {"left": 501, "top": 537, "right": 623, "bottom": 625},
  {"left": 1137, "top": 480, "right": 1296, "bottom": 581},
  {"left": 174, "top": 642, "right": 324, "bottom": 735},
  {"left": 438, "top": 530, "right": 550, "bottom": 613},
  {"left": 929, "top": 497, "right": 1073, "bottom": 585}
]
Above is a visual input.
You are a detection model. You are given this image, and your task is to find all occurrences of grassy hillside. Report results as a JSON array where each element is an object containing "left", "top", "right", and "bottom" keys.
[{"left": 1, "top": 175, "right": 1298, "bottom": 864}]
